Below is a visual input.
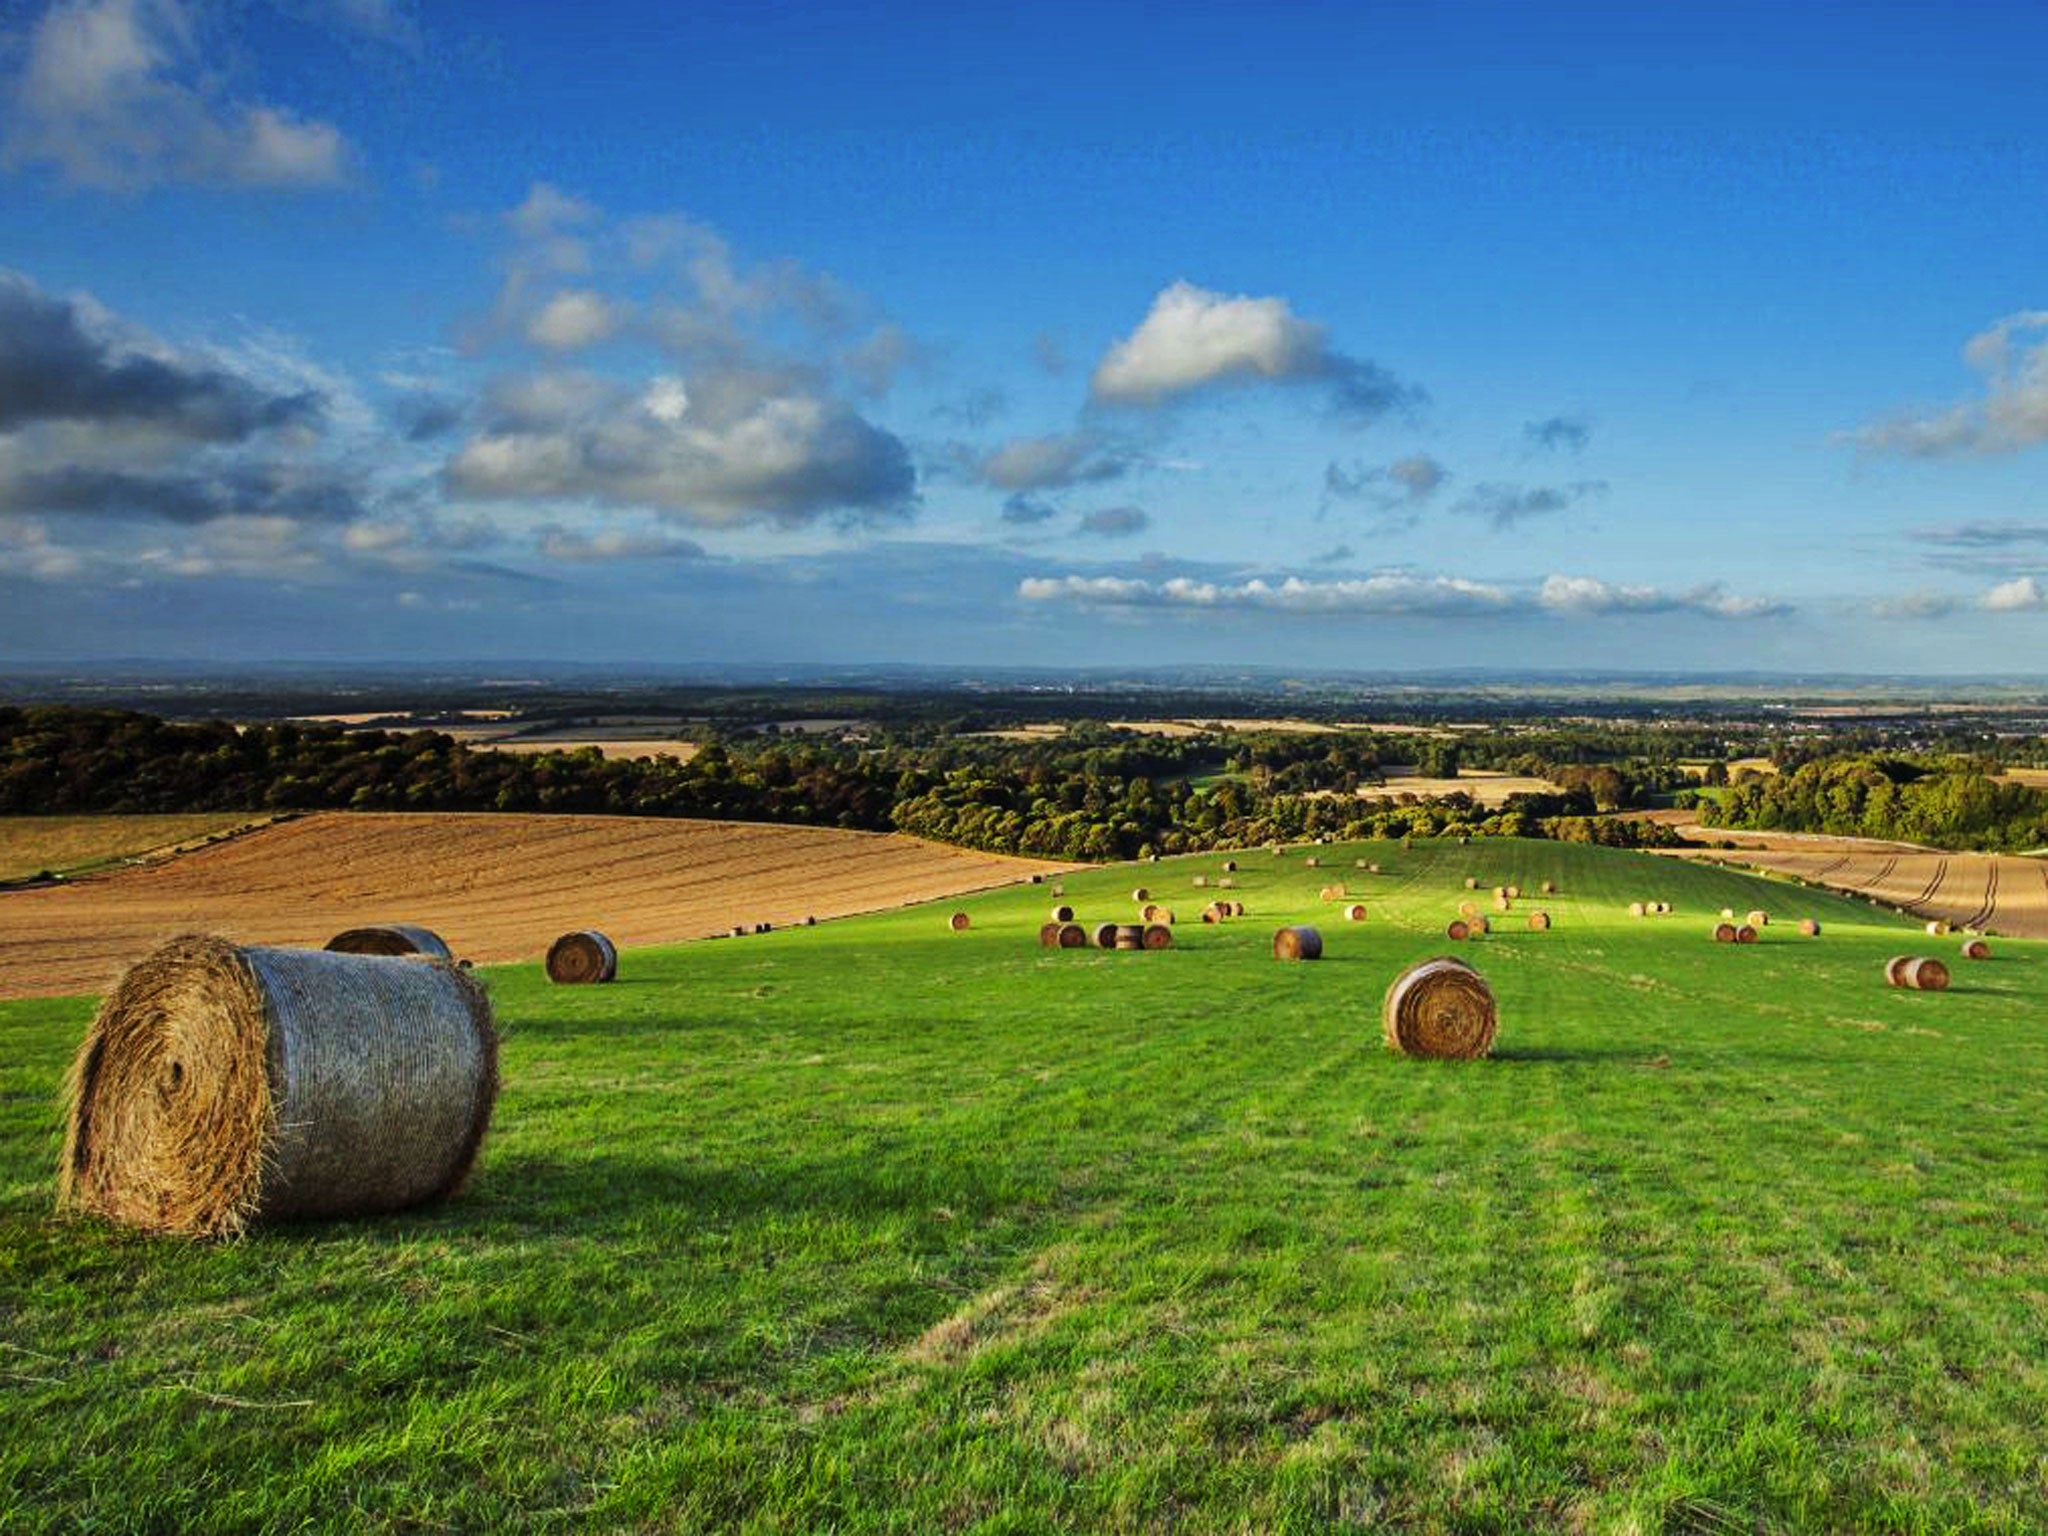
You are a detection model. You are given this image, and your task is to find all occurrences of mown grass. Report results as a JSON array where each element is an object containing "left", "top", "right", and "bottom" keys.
[
  {"left": 3, "top": 837, "right": 2045, "bottom": 1532},
  {"left": 0, "top": 813, "right": 266, "bottom": 884}
]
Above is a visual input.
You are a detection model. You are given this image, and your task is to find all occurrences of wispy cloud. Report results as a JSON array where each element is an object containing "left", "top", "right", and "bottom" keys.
[
  {"left": 1455, "top": 479, "right": 1607, "bottom": 529},
  {"left": 965, "top": 430, "right": 1132, "bottom": 492},
  {"left": 1524, "top": 414, "right": 1590, "bottom": 453},
  {"left": 1846, "top": 311, "right": 2048, "bottom": 458},
  {"left": 1075, "top": 505, "right": 1148, "bottom": 537}
]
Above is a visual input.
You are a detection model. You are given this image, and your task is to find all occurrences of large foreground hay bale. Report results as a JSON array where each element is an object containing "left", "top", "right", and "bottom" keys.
[
  {"left": 1272, "top": 926, "right": 1323, "bottom": 961},
  {"left": 325, "top": 923, "right": 451, "bottom": 959},
  {"left": 946, "top": 912, "right": 972, "bottom": 933},
  {"left": 1141, "top": 923, "right": 1173, "bottom": 951},
  {"left": 59, "top": 935, "right": 497, "bottom": 1238},
  {"left": 1382, "top": 957, "right": 1496, "bottom": 1060},
  {"left": 546, "top": 929, "right": 617, "bottom": 984},
  {"left": 1962, "top": 937, "right": 1991, "bottom": 960},
  {"left": 1905, "top": 956, "right": 1950, "bottom": 991}
]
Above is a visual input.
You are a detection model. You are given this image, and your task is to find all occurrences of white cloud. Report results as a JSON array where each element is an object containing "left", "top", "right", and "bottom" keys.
[
  {"left": 1539, "top": 573, "right": 1788, "bottom": 619},
  {"left": 1982, "top": 575, "right": 2046, "bottom": 611},
  {"left": 1848, "top": 311, "right": 2048, "bottom": 457},
  {"left": 1019, "top": 571, "right": 1512, "bottom": 616},
  {"left": 2, "top": 0, "right": 352, "bottom": 189},
  {"left": 1091, "top": 281, "right": 1418, "bottom": 419},
  {"left": 970, "top": 431, "right": 1130, "bottom": 492},
  {"left": 507, "top": 181, "right": 597, "bottom": 240},
  {"left": 527, "top": 290, "right": 624, "bottom": 351}
]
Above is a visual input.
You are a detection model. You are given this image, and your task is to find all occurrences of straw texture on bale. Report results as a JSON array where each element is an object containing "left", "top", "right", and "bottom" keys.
[
  {"left": 1962, "top": 938, "right": 1991, "bottom": 960},
  {"left": 1526, "top": 910, "right": 1550, "bottom": 931},
  {"left": 1056, "top": 923, "right": 1087, "bottom": 948},
  {"left": 1736, "top": 925, "right": 1759, "bottom": 944},
  {"left": 1447, "top": 919, "right": 1471, "bottom": 941},
  {"left": 545, "top": 929, "right": 617, "bottom": 984},
  {"left": 60, "top": 935, "right": 497, "bottom": 1238},
  {"left": 1382, "top": 957, "right": 1497, "bottom": 1060},
  {"left": 947, "top": 912, "right": 972, "bottom": 933},
  {"left": 1344, "top": 903, "right": 1368, "bottom": 921},
  {"left": 1906, "top": 956, "right": 1951, "bottom": 990},
  {"left": 1798, "top": 919, "right": 1821, "bottom": 937},
  {"left": 325, "top": 923, "right": 451, "bottom": 960},
  {"left": 1051, "top": 905, "right": 1075, "bottom": 923},
  {"left": 1714, "top": 922, "right": 1738, "bottom": 944},
  {"left": 1142, "top": 923, "right": 1173, "bottom": 951},
  {"left": 1094, "top": 922, "right": 1120, "bottom": 950},
  {"left": 1272, "top": 925, "right": 1323, "bottom": 961}
]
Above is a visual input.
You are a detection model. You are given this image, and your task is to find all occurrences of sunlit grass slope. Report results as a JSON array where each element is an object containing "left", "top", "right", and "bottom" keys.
[{"left": 3, "top": 838, "right": 2045, "bottom": 1532}]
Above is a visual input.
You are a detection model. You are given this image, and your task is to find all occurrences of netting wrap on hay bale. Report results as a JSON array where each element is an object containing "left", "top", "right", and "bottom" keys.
[
  {"left": 546, "top": 929, "right": 618, "bottom": 984},
  {"left": 1272, "top": 926, "right": 1323, "bottom": 961},
  {"left": 59, "top": 935, "right": 498, "bottom": 1238},
  {"left": 324, "top": 923, "right": 451, "bottom": 959},
  {"left": 1382, "top": 957, "right": 1497, "bottom": 1060}
]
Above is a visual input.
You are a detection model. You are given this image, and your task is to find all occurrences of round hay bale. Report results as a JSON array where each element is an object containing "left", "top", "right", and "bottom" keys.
[
  {"left": 1272, "top": 925, "right": 1323, "bottom": 961},
  {"left": 1318, "top": 884, "right": 1339, "bottom": 902},
  {"left": 1222, "top": 860, "right": 1238, "bottom": 873},
  {"left": 730, "top": 924, "right": 748, "bottom": 938},
  {"left": 1141, "top": 903, "right": 1162, "bottom": 922},
  {"left": 1458, "top": 900, "right": 1480, "bottom": 920},
  {"left": 1217, "top": 877, "right": 1237, "bottom": 889},
  {"left": 1962, "top": 937, "right": 1991, "bottom": 960},
  {"left": 545, "top": 929, "right": 617, "bottom": 984},
  {"left": 1471, "top": 914, "right": 1491, "bottom": 934},
  {"left": 1925, "top": 919, "right": 1952, "bottom": 937},
  {"left": 1304, "top": 857, "right": 1321, "bottom": 869},
  {"left": 1382, "top": 956, "right": 1497, "bottom": 1060},
  {"left": 1746, "top": 910, "right": 1769, "bottom": 927},
  {"left": 1493, "top": 886, "right": 1508, "bottom": 899},
  {"left": 1141, "top": 923, "right": 1173, "bottom": 951},
  {"left": 1464, "top": 877, "right": 1479, "bottom": 891},
  {"left": 1629, "top": 902, "right": 1646, "bottom": 918},
  {"left": 1798, "top": 919, "right": 1821, "bottom": 937},
  {"left": 58, "top": 935, "right": 497, "bottom": 1238},
  {"left": 947, "top": 912, "right": 972, "bottom": 933},
  {"left": 325, "top": 923, "right": 451, "bottom": 960},
  {"left": 1540, "top": 880, "right": 1556, "bottom": 894},
  {"left": 1201, "top": 905, "right": 1223, "bottom": 924},
  {"left": 1193, "top": 875, "right": 1210, "bottom": 888},
  {"left": 1131, "top": 887, "right": 1150, "bottom": 904},
  {"left": 1735, "top": 925, "right": 1759, "bottom": 944},
  {"left": 1030, "top": 874, "right": 1044, "bottom": 884},
  {"left": 1355, "top": 858, "right": 1371, "bottom": 869},
  {"left": 1458, "top": 835, "right": 1471, "bottom": 845},
  {"left": 1344, "top": 903, "right": 1368, "bottom": 922},
  {"left": 1056, "top": 922, "right": 1088, "bottom": 949},
  {"left": 1721, "top": 908, "right": 1736, "bottom": 921},
  {"left": 1885, "top": 955, "right": 1912, "bottom": 987},
  {"left": 1446, "top": 919, "right": 1471, "bottom": 941},
  {"left": 1527, "top": 910, "right": 1551, "bottom": 931},
  {"left": 1906, "top": 956, "right": 1950, "bottom": 991},
  {"left": 1154, "top": 908, "right": 1176, "bottom": 925},
  {"left": 1114, "top": 925, "right": 1144, "bottom": 951},
  {"left": 1229, "top": 901, "right": 1247, "bottom": 917},
  {"left": 1493, "top": 894, "right": 1512, "bottom": 912},
  {"left": 1505, "top": 885, "right": 1521, "bottom": 900},
  {"left": 1038, "top": 921, "right": 1064, "bottom": 948},
  {"left": 1367, "top": 862, "right": 1381, "bottom": 875},
  {"left": 1093, "top": 922, "right": 1120, "bottom": 950},
  {"left": 1051, "top": 905, "right": 1076, "bottom": 923},
  {"left": 1051, "top": 884, "right": 1065, "bottom": 897},
  {"left": 1713, "top": 922, "right": 1738, "bottom": 944},
  {"left": 804, "top": 915, "right": 817, "bottom": 927}
]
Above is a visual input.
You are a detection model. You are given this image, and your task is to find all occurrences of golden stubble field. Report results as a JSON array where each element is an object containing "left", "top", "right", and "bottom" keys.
[{"left": 0, "top": 813, "right": 1073, "bottom": 1000}]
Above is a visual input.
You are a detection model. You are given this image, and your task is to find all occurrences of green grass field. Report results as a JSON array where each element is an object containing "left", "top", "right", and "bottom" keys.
[{"left": 4, "top": 837, "right": 2045, "bottom": 1532}]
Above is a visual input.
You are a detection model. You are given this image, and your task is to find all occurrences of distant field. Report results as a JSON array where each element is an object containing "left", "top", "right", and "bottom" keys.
[
  {"left": 471, "top": 738, "right": 701, "bottom": 761},
  {"left": 0, "top": 814, "right": 265, "bottom": 884},
  {"left": 1356, "top": 771, "right": 1559, "bottom": 807},
  {"left": 1996, "top": 767, "right": 2048, "bottom": 789},
  {"left": 4, "top": 838, "right": 2043, "bottom": 1529},
  {"left": 0, "top": 813, "right": 1070, "bottom": 1000}
]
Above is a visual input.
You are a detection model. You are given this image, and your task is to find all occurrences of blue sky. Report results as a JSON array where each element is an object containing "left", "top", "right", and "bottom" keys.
[{"left": 2, "top": 0, "right": 2045, "bottom": 672}]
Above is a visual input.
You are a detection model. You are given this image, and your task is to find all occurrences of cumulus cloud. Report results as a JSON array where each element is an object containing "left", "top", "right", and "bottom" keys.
[
  {"left": 0, "top": 460, "right": 365, "bottom": 523},
  {"left": 1018, "top": 571, "right": 1513, "bottom": 617},
  {"left": 526, "top": 290, "right": 625, "bottom": 351},
  {"left": 1090, "top": 280, "right": 1421, "bottom": 423},
  {"left": 0, "top": 270, "right": 323, "bottom": 438},
  {"left": 2, "top": 0, "right": 352, "bottom": 189},
  {"left": 1525, "top": 415, "right": 1591, "bottom": 453},
  {"left": 1848, "top": 311, "right": 2048, "bottom": 457},
  {"left": 1868, "top": 590, "right": 1961, "bottom": 621},
  {"left": 1981, "top": 575, "right": 2046, "bottom": 612},
  {"left": 1538, "top": 574, "right": 1789, "bottom": 619},
  {"left": 1456, "top": 479, "right": 1607, "bottom": 529},
  {"left": 1076, "top": 505, "right": 1148, "bottom": 537},
  {"left": 968, "top": 431, "right": 1132, "bottom": 492}
]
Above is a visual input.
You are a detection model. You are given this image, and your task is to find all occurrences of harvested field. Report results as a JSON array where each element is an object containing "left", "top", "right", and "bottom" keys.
[
  {"left": 472, "top": 738, "right": 700, "bottom": 761},
  {"left": 1667, "top": 845, "right": 2048, "bottom": 940},
  {"left": 0, "top": 813, "right": 1072, "bottom": 1001},
  {"left": 1352, "top": 772, "right": 1560, "bottom": 808},
  {"left": 0, "top": 814, "right": 273, "bottom": 884}
]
